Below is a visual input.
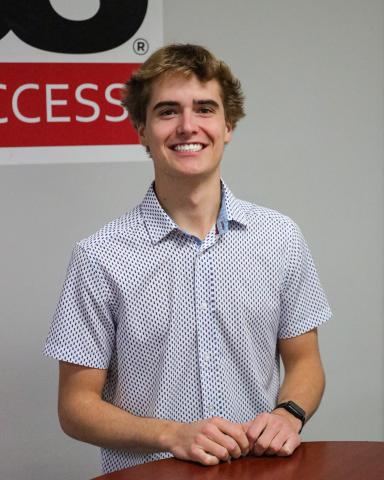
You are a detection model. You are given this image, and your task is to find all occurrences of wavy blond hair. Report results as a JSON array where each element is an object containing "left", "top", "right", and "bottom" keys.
[{"left": 122, "top": 43, "right": 245, "bottom": 129}]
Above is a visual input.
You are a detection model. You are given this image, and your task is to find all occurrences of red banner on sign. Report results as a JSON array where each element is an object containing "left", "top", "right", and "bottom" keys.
[{"left": 0, "top": 63, "right": 141, "bottom": 147}]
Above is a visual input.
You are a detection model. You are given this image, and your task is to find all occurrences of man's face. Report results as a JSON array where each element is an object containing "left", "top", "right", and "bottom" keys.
[{"left": 138, "top": 72, "right": 232, "bottom": 181}]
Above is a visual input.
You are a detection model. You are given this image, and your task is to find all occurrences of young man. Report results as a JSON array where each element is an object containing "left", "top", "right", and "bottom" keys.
[{"left": 44, "top": 44, "right": 331, "bottom": 474}]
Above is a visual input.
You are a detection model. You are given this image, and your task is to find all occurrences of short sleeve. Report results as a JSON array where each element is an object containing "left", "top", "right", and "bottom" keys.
[
  {"left": 43, "top": 243, "right": 115, "bottom": 368},
  {"left": 278, "top": 220, "right": 332, "bottom": 339}
]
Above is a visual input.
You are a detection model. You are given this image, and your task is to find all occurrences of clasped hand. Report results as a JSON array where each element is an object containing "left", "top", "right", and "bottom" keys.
[{"left": 171, "top": 413, "right": 301, "bottom": 466}]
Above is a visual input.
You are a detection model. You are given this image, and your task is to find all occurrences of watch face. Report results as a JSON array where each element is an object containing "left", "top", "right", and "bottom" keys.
[
  {"left": 287, "top": 401, "right": 305, "bottom": 418},
  {"left": 277, "top": 401, "right": 306, "bottom": 421}
]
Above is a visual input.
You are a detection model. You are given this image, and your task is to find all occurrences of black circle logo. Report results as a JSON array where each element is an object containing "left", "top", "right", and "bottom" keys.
[{"left": 0, "top": 0, "right": 148, "bottom": 54}]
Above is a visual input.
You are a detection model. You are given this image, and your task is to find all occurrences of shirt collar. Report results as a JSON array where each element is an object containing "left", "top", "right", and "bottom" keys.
[
  {"left": 220, "top": 180, "right": 249, "bottom": 228},
  {"left": 140, "top": 180, "right": 248, "bottom": 244}
]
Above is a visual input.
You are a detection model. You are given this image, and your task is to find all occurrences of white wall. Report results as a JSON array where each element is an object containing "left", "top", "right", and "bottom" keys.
[{"left": 1, "top": 1, "right": 383, "bottom": 479}]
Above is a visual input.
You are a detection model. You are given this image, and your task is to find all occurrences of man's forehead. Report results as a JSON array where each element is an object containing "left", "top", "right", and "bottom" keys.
[{"left": 147, "top": 71, "right": 222, "bottom": 104}]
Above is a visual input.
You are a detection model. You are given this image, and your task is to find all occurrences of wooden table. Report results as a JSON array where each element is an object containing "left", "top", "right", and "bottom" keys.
[{"left": 92, "top": 441, "right": 384, "bottom": 480}]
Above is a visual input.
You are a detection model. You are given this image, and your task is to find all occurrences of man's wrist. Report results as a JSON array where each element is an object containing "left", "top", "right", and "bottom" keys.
[
  {"left": 157, "top": 420, "right": 183, "bottom": 453},
  {"left": 272, "top": 408, "right": 303, "bottom": 434},
  {"left": 273, "top": 400, "right": 306, "bottom": 433}
]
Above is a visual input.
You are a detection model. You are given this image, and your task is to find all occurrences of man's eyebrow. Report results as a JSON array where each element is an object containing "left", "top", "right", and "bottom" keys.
[
  {"left": 153, "top": 101, "right": 180, "bottom": 111},
  {"left": 194, "top": 99, "right": 220, "bottom": 108},
  {"left": 152, "top": 99, "right": 220, "bottom": 111}
]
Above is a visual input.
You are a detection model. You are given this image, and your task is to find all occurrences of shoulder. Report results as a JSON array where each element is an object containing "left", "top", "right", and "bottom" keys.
[
  {"left": 76, "top": 204, "right": 145, "bottom": 255},
  {"left": 237, "top": 198, "right": 299, "bottom": 238}
]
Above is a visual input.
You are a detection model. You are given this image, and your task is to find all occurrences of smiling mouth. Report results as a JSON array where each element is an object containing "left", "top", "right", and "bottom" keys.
[{"left": 170, "top": 143, "right": 207, "bottom": 152}]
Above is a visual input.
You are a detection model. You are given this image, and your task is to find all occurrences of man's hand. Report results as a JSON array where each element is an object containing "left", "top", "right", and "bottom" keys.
[
  {"left": 243, "top": 411, "right": 301, "bottom": 457},
  {"left": 168, "top": 417, "right": 250, "bottom": 466}
]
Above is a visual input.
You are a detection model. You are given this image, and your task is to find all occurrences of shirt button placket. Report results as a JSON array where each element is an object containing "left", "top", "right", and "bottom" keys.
[{"left": 195, "top": 247, "right": 219, "bottom": 418}]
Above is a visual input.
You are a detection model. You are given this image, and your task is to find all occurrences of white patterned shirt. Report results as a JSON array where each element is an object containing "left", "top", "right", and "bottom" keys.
[{"left": 44, "top": 181, "right": 331, "bottom": 473}]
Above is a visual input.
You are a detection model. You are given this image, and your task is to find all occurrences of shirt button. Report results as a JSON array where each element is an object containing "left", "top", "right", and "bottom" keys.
[
  {"left": 201, "top": 301, "right": 208, "bottom": 310},
  {"left": 204, "top": 353, "right": 210, "bottom": 361},
  {"left": 208, "top": 404, "right": 214, "bottom": 413}
]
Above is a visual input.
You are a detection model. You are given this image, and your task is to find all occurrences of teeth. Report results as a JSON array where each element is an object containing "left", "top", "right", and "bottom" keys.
[{"left": 173, "top": 143, "right": 203, "bottom": 152}]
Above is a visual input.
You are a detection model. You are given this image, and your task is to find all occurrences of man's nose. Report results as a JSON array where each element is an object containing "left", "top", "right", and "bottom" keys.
[{"left": 176, "top": 110, "right": 198, "bottom": 136}]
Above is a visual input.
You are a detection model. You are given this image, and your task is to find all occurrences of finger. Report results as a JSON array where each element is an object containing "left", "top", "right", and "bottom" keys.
[
  {"left": 276, "top": 435, "right": 301, "bottom": 457},
  {"left": 201, "top": 422, "right": 242, "bottom": 458},
  {"left": 212, "top": 418, "right": 250, "bottom": 456},
  {"left": 245, "top": 413, "right": 269, "bottom": 444},
  {"left": 196, "top": 434, "right": 231, "bottom": 462},
  {"left": 241, "top": 420, "right": 252, "bottom": 431},
  {"left": 264, "top": 430, "right": 289, "bottom": 455},
  {"left": 190, "top": 444, "right": 220, "bottom": 466},
  {"left": 252, "top": 423, "right": 281, "bottom": 456}
]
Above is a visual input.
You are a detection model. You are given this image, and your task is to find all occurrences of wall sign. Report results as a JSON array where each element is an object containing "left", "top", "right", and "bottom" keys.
[{"left": 0, "top": 0, "right": 163, "bottom": 164}]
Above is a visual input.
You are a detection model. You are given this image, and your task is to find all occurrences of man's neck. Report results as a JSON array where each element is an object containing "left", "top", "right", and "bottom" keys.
[{"left": 154, "top": 173, "right": 222, "bottom": 241}]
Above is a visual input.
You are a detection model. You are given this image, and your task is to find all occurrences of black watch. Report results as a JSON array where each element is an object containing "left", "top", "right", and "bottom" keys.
[{"left": 274, "top": 401, "right": 306, "bottom": 433}]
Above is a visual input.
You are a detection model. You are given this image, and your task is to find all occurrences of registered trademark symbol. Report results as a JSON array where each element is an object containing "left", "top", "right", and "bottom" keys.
[{"left": 133, "top": 38, "right": 149, "bottom": 55}]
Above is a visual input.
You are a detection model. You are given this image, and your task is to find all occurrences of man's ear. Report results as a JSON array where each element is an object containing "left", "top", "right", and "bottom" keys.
[
  {"left": 138, "top": 123, "right": 147, "bottom": 146},
  {"left": 224, "top": 122, "right": 233, "bottom": 144}
]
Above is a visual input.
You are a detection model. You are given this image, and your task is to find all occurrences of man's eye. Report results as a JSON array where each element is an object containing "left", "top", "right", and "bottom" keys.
[
  {"left": 197, "top": 107, "right": 214, "bottom": 114},
  {"left": 159, "top": 109, "right": 177, "bottom": 116}
]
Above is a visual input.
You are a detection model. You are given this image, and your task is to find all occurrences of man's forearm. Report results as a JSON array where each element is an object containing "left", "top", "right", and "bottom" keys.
[
  {"left": 58, "top": 361, "right": 249, "bottom": 465},
  {"left": 275, "top": 329, "right": 326, "bottom": 424},
  {"left": 276, "top": 354, "right": 325, "bottom": 424},
  {"left": 269, "top": 328, "right": 326, "bottom": 436},
  {"left": 59, "top": 393, "right": 251, "bottom": 465},
  {"left": 59, "top": 392, "right": 177, "bottom": 453}
]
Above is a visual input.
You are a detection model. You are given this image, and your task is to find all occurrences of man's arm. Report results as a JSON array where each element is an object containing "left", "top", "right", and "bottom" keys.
[
  {"left": 244, "top": 328, "right": 325, "bottom": 456},
  {"left": 276, "top": 327, "right": 325, "bottom": 421},
  {"left": 58, "top": 361, "right": 249, "bottom": 465}
]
